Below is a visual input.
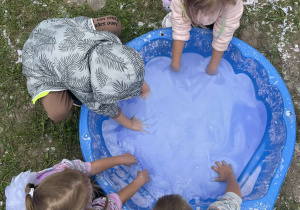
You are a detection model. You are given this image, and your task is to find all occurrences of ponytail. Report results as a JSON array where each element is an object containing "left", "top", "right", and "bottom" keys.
[{"left": 25, "top": 184, "right": 34, "bottom": 210}]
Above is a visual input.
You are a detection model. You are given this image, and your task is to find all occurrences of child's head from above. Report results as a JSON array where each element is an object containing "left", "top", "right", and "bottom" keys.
[
  {"left": 184, "top": 0, "right": 237, "bottom": 22},
  {"left": 92, "top": 45, "right": 145, "bottom": 104},
  {"left": 153, "top": 194, "right": 192, "bottom": 210},
  {"left": 26, "top": 170, "right": 93, "bottom": 210}
]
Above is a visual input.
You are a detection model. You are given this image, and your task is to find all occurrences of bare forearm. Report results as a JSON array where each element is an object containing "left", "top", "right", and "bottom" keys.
[
  {"left": 171, "top": 40, "right": 185, "bottom": 71},
  {"left": 208, "top": 49, "right": 224, "bottom": 71},
  {"left": 113, "top": 110, "right": 132, "bottom": 129},
  {"left": 225, "top": 175, "right": 242, "bottom": 198},
  {"left": 141, "top": 81, "right": 149, "bottom": 93},
  {"left": 91, "top": 155, "right": 124, "bottom": 175},
  {"left": 117, "top": 178, "right": 144, "bottom": 204}
]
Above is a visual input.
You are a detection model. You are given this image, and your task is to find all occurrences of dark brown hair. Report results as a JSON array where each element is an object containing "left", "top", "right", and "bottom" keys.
[{"left": 153, "top": 194, "right": 193, "bottom": 210}]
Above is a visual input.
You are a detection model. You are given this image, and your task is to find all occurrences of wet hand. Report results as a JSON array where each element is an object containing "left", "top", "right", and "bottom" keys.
[
  {"left": 171, "top": 63, "right": 181, "bottom": 72},
  {"left": 211, "top": 161, "right": 236, "bottom": 182},
  {"left": 130, "top": 116, "right": 147, "bottom": 132},
  {"left": 136, "top": 169, "right": 150, "bottom": 185},
  {"left": 122, "top": 153, "right": 137, "bottom": 167},
  {"left": 206, "top": 67, "right": 218, "bottom": 76}
]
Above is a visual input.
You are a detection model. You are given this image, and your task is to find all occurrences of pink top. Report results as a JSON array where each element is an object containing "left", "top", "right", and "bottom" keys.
[
  {"left": 171, "top": 0, "right": 243, "bottom": 51},
  {"left": 34, "top": 159, "right": 122, "bottom": 210}
]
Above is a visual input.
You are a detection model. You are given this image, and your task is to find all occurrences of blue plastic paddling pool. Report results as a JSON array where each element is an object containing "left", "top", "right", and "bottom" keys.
[{"left": 79, "top": 28, "right": 296, "bottom": 209}]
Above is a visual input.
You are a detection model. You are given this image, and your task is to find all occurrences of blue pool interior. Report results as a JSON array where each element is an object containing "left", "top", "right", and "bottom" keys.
[{"left": 79, "top": 28, "right": 296, "bottom": 209}]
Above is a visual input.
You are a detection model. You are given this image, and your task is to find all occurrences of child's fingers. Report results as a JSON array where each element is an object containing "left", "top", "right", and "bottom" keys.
[
  {"left": 140, "top": 128, "right": 150, "bottom": 134},
  {"left": 132, "top": 156, "right": 138, "bottom": 164},
  {"left": 211, "top": 166, "right": 219, "bottom": 172},
  {"left": 214, "top": 177, "right": 221, "bottom": 182},
  {"left": 228, "top": 164, "right": 232, "bottom": 168},
  {"left": 215, "top": 161, "right": 222, "bottom": 168},
  {"left": 222, "top": 161, "right": 227, "bottom": 166}
]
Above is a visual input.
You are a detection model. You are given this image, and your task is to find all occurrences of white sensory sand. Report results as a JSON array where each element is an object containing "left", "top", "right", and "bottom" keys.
[{"left": 102, "top": 53, "right": 267, "bottom": 203}]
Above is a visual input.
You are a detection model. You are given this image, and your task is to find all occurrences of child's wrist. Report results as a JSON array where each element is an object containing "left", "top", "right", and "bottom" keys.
[
  {"left": 225, "top": 173, "right": 236, "bottom": 182},
  {"left": 134, "top": 175, "right": 146, "bottom": 186}
]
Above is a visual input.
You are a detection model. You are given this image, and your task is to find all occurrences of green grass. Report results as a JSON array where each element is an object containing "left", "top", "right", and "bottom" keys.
[
  {"left": 0, "top": 0, "right": 299, "bottom": 209},
  {"left": 0, "top": 0, "right": 166, "bottom": 208}
]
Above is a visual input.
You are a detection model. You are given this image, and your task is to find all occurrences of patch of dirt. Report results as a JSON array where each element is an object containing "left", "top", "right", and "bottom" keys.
[
  {"left": 240, "top": 25, "right": 260, "bottom": 49},
  {"left": 280, "top": 39, "right": 300, "bottom": 100},
  {"left": 276, "top": 144, "right": 300, "bottom": 207}
]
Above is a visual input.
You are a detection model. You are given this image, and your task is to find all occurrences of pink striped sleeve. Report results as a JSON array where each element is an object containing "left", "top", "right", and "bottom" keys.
[
  {"left": 92, "top": 193, "right": 122, "bottom": 210},
  {"left": 35, "top": 159, "right": 91, "bottom": 185}
]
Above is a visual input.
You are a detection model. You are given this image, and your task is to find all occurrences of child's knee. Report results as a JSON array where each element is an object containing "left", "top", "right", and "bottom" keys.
[
  {"left": 47, "top": 106, "right": 72, "bottom": 122},
  {"left": 41, "top": 91, "right": 73, "bottom": 122}
]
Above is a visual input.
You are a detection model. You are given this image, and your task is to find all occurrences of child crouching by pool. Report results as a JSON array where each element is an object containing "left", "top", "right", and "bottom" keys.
[
  {"left": 5, "top": 153, "right": 150, "bottom": 210},
  {"left": 22, "top": 16, "right": 150, "bottom": 132},
  {"left": 153, "top": 161, "right": 242, "bottom": 210}
]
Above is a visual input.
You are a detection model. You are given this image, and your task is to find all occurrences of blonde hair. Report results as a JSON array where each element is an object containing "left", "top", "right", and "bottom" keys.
[
  {"left": 25, "top": 170, "right": 94, "bottom": 210},
  {"left": 153, "top": 194, "right": 193, "bottom": 210},
  {"left": 184, "top": 0, "right": 237, "bottom": 26}
]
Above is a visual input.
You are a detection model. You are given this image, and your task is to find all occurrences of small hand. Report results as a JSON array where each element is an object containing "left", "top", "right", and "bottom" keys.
[
  {"left": 206, "top": 67, "right": 218, "bottom": 76},
  {"left": 211, "top": 161, "right": 236, "bottom": 182},
  {"left": 170, "top": 63, "right": 181, "bottom": 72},
  {"left": 130, "top": 116, "right": 147, "bottom": 132},
  {"left": 139, "top": 81, "right": 151, "bottom": 99},
  {"left": 122, "top": 153, "right": 137, "bottom": 167},
  {"left": 136, "top": 169, "right": 150, "bottom": 185}
]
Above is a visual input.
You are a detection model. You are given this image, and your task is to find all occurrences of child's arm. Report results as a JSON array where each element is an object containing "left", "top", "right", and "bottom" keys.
[
  {"left": 113, "top": 110, "right": 145, "bottom": 132},
  {"left": 139, "top": 80, "right": 151, "bottom": 99},
  {"left": 211, "top": 161, "right": 241, "bottom": 198},
  {"left": 117, "top": 169, "right": 150, "bottom": 204},
  {"left": 206, "top": 49, "right": 224, "bottom": 76},
  {"left": 171, "top": 40, "right": 185, "bottom": 71},
  {"left": 90, "top": 153, "right": 137, "bottom": 176}
]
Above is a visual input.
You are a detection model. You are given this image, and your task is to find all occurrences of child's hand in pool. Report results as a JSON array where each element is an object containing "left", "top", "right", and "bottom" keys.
[
  {"left": 211, "top": 161, "right": 235, "bottom": 182},
  {"left": 206, "top": 67, "right": 218, "bottom": 76},
  {"left": 136, "top": 169, "right": 150, "bottom": 185},
  {"left": 171, "top": 63, "right": 181, "bottom": 72},
  {"left": 122, "top": 153, "right": 138, "bottom": 166},
  {"left": 139, "top": 81, "right": 151, "bottom": 99},
  {"left": 130, "top": 116, "right": 147, "bottom": 132}
]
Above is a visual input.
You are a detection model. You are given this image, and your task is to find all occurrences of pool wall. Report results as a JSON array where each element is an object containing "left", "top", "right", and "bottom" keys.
[{"left": 80, "top": 28, "right": 296, "bottom": 209}]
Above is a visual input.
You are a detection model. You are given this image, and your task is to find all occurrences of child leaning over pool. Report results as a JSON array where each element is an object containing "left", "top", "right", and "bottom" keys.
[
  {"left": 5, "top": 153, "right": 150, "bottom": 210},
  {"left": 22, "top": 16, "right": 150, "bottom": 131},
  {"left": 162, "top": 0, "right": 243, "bottom": 75},
  {"left": 153, "top": 161, "right": 242, "bottom": 210}
]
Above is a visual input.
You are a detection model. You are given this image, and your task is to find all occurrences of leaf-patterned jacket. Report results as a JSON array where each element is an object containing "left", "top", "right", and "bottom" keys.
[{"left": 22, "top": 17, "right": 145, "bottom": 117}]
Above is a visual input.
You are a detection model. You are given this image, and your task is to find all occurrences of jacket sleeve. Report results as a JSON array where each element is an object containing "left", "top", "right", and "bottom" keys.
[
  {"left": 208, "top": 192, "right": 242, "bottom": 209},
  {"left": 35, "top": 159, "right": 91, "bottom": 185},
  {"left": 86, "top": 102, "right": 121, "bottom": 118},
  {"left": 171, "top": 0, "right": 192, "bottom": 41},
  {"left": 212, "top": 0, "right": 243, "bottom": 51}
]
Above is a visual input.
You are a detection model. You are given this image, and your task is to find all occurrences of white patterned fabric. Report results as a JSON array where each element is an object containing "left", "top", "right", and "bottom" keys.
[
  {"left": 22, "top": 16, "right": 145, "bottom": 117},
  {"left": 5, "top": 171, "right": 37, "bottom": 210},
  {"left": 208, "top": 192, "right": 242, "bottom": 210}
]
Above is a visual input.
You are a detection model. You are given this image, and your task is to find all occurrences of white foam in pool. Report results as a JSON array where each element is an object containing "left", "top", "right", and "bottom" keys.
[{"left": 102, "top": 53, "right": 267, "bottom": 203}]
